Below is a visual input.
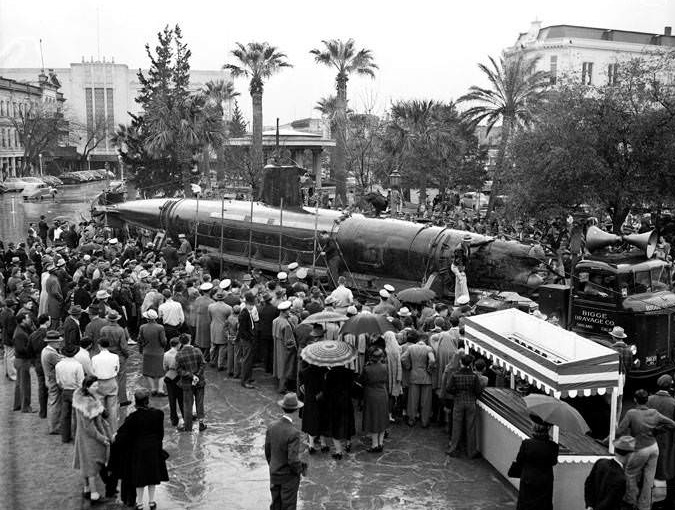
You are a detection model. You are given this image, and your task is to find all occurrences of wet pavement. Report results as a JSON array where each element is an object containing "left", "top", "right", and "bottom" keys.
[
  {"left": 0, "top": 181, "right": 113, "bottom": 243},
  {"left": 1, "top": 346, "right": 517, "bottom": 510}
]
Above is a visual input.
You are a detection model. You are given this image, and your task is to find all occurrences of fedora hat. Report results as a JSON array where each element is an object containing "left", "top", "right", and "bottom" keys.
[
  {"left": 61, "top": 344, "right": 79, "bottom": 358},
  {"left": 296, "top": 268, "right": 308, "bottom": 280},
  {"left": 613, "top": 435, "right": 636, "bottom": 453},
  {"left": 45, "top": 330, "right": 62, "bottom": 342},
  {"left": 143, "top": 309, "right": 158, "bottom": 320},
  {"left": 277, "top": 392, "right": 304, "bottom": 410},
  {"left": 68, "top": 305, "right": 82, "bottom": 315},
  {"left": 106, "top": 310, "right": 121, "bottom": 321},
  {"left": 609, "top": 326, "right": 627, "bottom": 339},
  {"left": 213, "top": 291, "right": 226, "bottom": 301},
  {"left": 398, "top": 307, "right": 412, "bottom": 317},
  {"left": 96, "top": 289, "right": 110, "bottom": 300}
]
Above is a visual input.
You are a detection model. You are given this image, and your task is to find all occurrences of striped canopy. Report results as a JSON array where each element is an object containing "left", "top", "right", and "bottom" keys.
[{"left": 463, "top": 309, "right": 620, "bottom": 398}]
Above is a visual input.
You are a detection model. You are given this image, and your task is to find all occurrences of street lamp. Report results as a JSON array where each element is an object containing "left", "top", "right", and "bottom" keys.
[
  {"left": 389, "top": 169, "right": 401, "bottom": 215},
  {"left": 117, "top": 154, "right": 124, "bottom": 180},
  {"left": 39, "top": 153, "right": 43, "bottom": 177}
]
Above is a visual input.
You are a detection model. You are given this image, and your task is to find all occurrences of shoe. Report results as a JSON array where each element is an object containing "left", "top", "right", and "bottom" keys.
[
  {"left": 227, "top": 373, "right": 234, "bottom": 377},
  {"left": 82, "top": 491, "right": 91, "bottom": 500},
  {"left": 242, "top": 383, "right": 255, "bottom": 389},
  {"left": 149, "top": 501, "right": 157, "bottom": 510},
  {"left": 170, "top": 419, "right": 179, "bottom": 427},
  {"left": 332, "top": 453, "right": 343, "bottom": 460},
  {"left": 21, "top": 408, "right": 37, "bottom": 413},
  {"left": 320, "top": 446, "right": 330, "bottom": 453},
  {"left": 366, "top": 446, "right": 381, "bottom": 453},
  {"left": 384, "top": 430, "right": 390, "bottom": 439},
  {"left": 151, "top": 390, "right": 158, "bottom": 396},
  {"left": 177, "top": 426, "right": 192, "bottom": 432},
  {"left": 199, "top": 422, "right": 207, "bottom": 432},
  {"left": 445, "top": 450, "right": 460, "bottom": 457},
  {"left": 345, "top": 442, "right": 352, "bottom": 453},
  {"left": 155, "top": 391, "right": 167, "bottom": 397}
]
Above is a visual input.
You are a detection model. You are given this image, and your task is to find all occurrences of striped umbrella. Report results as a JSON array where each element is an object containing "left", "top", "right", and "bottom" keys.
[
  {"left": 300, "top": 340, "right": 357, "bottom": 367},
  {"left": 300, "top": 311, "right": 349, "bottom": 325}
]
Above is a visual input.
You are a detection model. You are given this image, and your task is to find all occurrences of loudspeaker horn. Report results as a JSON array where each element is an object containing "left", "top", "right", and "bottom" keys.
[
  {"left": 585, "top": 226, "right": 622, "bottom": 253},
  {"left": 623, "top": 230, "right": 658, "bottom": 259}
]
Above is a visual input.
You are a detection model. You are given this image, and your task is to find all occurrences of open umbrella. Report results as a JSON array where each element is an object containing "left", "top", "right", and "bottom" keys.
[
  {"left": 396, "top": 287, "right": 436, "bottom": 304},
  {"left": 339, "top": 312, "right": 395, "bottom": 336},
  {"left": 301, "top": 311, "right": 349, "bottom": 325},
  {"left": 301, "top": 340, "right": 357, "bottom": 367},
  {"left": 78, "top": 242, "right": 103, "bottom": 253},
  {"left": 523, "top": 394, "right": 590, "bottom": 435}
]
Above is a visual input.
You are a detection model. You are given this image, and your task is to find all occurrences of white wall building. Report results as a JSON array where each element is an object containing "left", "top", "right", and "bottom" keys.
[
  {"left": 505, "top": 22, "right": 675, "bottom": 86},
  {"left": 0, "top": 59, "right": 231, "bottom": 161}
]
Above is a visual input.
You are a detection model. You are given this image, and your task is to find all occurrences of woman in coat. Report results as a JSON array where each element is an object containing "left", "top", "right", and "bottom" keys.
[
  {"left": 298, "top": 361, "right": 329, "bottom": 453},
  {"left": 139, "top": 310, "right": 167, "bottom": 395},
  {"left": 510, "top": 416, "right": 559, "bottom": 510},
  {"left": 324, "top": 364, "right": 356, "bottom": 459},
  {"left": 72, "top": 375, "right": 113, "bottom": 503},
  {"left": 115, "top": 388, "right": 169, "bottom": 510},
  {"left": 360, "top": 348, "right": 389, "bottom": 452}
]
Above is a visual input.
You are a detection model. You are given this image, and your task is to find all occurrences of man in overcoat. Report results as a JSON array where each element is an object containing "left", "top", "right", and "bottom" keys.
[
  {"left": 272, "top": 301, "right": 296, "bottom": 395},
  {"left": 45, "top": 264, "right": 63, "bottom": 327},
  {"left": 41, "top": 330, "right": 64, "bottom": 434},
  {"left": 401, "top": 334, "right": 436, "bottom": 427},
  {"left": 193, "top": 282, "right": 214, "bottom": 360}
]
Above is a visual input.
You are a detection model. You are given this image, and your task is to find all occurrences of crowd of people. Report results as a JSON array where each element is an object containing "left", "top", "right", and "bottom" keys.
[{"left": 2, "top": 212, "right": 675, "bottom": 510}]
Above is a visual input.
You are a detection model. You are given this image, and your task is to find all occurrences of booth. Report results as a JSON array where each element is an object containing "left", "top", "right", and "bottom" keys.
[{"left": 463, "top": 309, "right": 620, "bottom": 509}]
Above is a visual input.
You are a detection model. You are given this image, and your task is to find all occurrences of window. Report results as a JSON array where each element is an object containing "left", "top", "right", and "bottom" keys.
[
  {"left": 0, "top": 101, "right": 4, "bottom": 116},
  {"left": 582, "top": 62, "right": 594, "bottom": 85},
  {"left": 85, "top": 87, "right": 94, "bottom": 135},
  {"left": 1, "top": 128, "right": 4, "bottom": 148},
  {"left": 607, "top": 63, "right": 619, "bottom": 85},
  {"left": 549, "top": 56, "right": 558, "bottom": 85}
]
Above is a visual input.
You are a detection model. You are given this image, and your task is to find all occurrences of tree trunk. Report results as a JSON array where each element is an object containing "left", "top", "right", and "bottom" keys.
[
  {"left": 334, "top": 79, "right": 348, "bottom": 206},
  {"left": 251, "top": 91, "right": 264, "bottom": 197},
  {"left": 487, "top": 118, "right": 512, "bottom": 215}
]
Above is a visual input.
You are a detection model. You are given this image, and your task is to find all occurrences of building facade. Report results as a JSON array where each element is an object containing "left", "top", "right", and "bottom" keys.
[
  {"left": 0, "top": 59, "right": 231, "bottom": 163},
  {"left": 505, "top": 22, "right": 675, "bottom": 85},
  {"left": 0, "top": 71, "right": 64, "bottom": 178}
]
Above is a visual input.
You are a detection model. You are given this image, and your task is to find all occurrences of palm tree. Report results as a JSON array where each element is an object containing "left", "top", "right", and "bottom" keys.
[
  {"left": 202, "top": 79, "right": 239, "bottom": 182},
  {"left": 458, "top": 53, "right": 549, "bottom": 213},
  {"left": 310, "top": 39, "right": 377, "bottom": 204},
  {"left": 224, "top": 42, "right": 291, "bottom": 193}
]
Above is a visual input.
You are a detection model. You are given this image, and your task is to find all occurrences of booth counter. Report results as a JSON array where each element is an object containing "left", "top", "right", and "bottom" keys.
[{"left": 462, "top": 309, "right": 621, "bottom": 509}]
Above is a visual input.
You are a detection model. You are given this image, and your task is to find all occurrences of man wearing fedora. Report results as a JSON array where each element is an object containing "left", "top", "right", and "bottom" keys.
[
  {"left": 41, "top": 330, "right": 64, "bottom": 434},
  {"left": 100, "top": 310, "right": 130, "bottom": 406},
  {"left": 55, "top": 342, "right": 84, "bottom": 442},
  {"left": 584, "top": 435, "right": 635, "bottom": 510},
  {"left": 62, "top": 304, "right": 82, "bottom": 350},
  {"left": 238, "top": 291, "right": 258, "bottom": 389},
  {"left": 265, "top": 392, "right": 307, "bottom": 510},
  {"left": 258, "top": 292, "right": 279, "bottom": 375},
  {"left": 610, "top": 326, "right": 635, "bottom": 422},
  {"left": 194, "top": 282, "right": 214, "bottom": 361},
  {"left": 208, "top": 290, "right": 232, "bottom": 371},
  {"left": 273, "top": 301, "right": 297, "bottom": 395}
]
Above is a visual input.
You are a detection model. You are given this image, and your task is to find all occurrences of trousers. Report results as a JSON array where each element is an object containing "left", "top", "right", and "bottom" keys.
[
  {"left": 46, "top": 383, "right": 62, "bottom": 434},
  {"left": 447, "top": 401, "right": 478, "bottom": 457},
  {"left": 165, "top": 377, "right": 184, "bottom": 426},
  {"left": 407, "top": 383, "right": 433, "bottom": 426},
  {"left": 240, "top": 340, "right": 254, "bottom": 385},
  {"left": 270, "top": 476, "right": 300, "bottom": 510},
  {"left": 625, "top": 442, "right": 659, "bottom": 510},
  {"left": 96, "top": 378, "right": 119, "bottom": 432},
  {"left": 117, "top": 357, "right": 128, "bottom": 403},
  {"left": 33, "top": 359, "right": 47, "bottom": 418},
  {"left": 4, "top": 346, "right": 16, "bottom": 380},
  {"left": 60, "top": 388, "right": 75, "bottom": 442},
  {"left": 13, "top": 358, "right": 32, "bottom": 411},
  {"left": 209, "top": 343, "right": 227, "bottom": 369},
  {"left": 181, "top": 384, "right": 204, "bottom": 431},
  {"left": 227, "top": 342, "right": 241, "bottom": 377}
]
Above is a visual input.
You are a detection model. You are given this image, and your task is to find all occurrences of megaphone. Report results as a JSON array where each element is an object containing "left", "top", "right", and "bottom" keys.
[{"left": 585, "top": 226, "right": 658, "bottom": 258}]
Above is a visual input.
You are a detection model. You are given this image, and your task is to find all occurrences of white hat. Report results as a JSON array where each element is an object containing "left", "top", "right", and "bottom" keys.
[
  {"left": 398, "top": 307, "right": 411, "bottom": 317},
  {"left": 96, "top": 289, "right": 110, "bottom": 300},
  {"left": 219, "top": 279, "right": 232, "bottom": 289},
  {"left": 83, "top": 254, "right": 91, "bottom": 261},
  {"left": 277, "top": 300, "right": 292, "bottom": 311},
  {"left": 139, "top": 270, "right": 150, "bottom": 279},
  {"left": 379, "top": 289, "right": 390, "bottom": 299},
  {"left": 609, "top": 326, "right": 627, "bottom": 339},
  {"left": 108, "top": 238, "right": 118, "bottom": 245},
  {"left": 144, "top": 309, "right": 158, "bottom": 320},
  {"left": 56, "top": 258, "right": 66, "bottom": 267},
  {"left": 456, "top": 295, "right": 470, "bottom": 305},
  {"left": 296, "top": 268, "right": 308, "bottom": 280},
  {"left": 383, "top": 284, "right": 395, "bottom": 293},
  {"left": 288, "top": 262, "right": 299, "bottom": 271},
  {"left": 533, "top": 310, "right": 548, "bottom": 321},
  {"left": 277, "top": 271, "right": 288, "bottom": 281},
  {"left": 199, "top": 282, "right": 213, "bottom": 291},
  {"left": 178, "top": 234, "right": 186, "bottom": 239},
  {"left": 346, "top": 305, "right": 358, "bottom": 316}
]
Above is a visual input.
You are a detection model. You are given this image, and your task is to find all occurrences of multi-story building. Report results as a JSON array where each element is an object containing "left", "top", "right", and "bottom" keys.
[
  {"left": 505, "top": 21, "right": 675, "bottom": 85},
  {"left": 0, "top": 58, "right": 231, "bottom": 164},
  {"left": 0, "top": 71, "right": 64, "bottom": 177}
]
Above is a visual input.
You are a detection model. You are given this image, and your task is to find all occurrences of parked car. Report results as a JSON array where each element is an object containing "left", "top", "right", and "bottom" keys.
[
  {"left": 41, "top": 175, "right": 63, "bottom": 187},
  {"left": 22, "top": 182, "right": 57, "bottom": 200},
  {"left": 2, "top": 177, "right": 32, "bottom": 192},
  {"left": 460, "top": 192, "right": 489, "bottom": 210}
]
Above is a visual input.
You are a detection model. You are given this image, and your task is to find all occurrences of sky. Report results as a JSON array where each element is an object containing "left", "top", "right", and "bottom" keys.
[{"left": 0, "top": 0, "right": 673, "bottom": 126}]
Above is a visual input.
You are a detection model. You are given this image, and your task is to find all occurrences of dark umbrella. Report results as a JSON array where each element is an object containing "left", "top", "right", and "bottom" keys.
[
  {"left": 300, "top": 340, "right": 357, "bottom": 367},
  {"left": 339, "top": 312, "right": 396, "bottom": 336},
  {"left": 397, "top": 287, "right": 436, "bottom": 304},
  {"left": 301, "top": 311, "right": 349, "bottom": 325},
  {"left": 79, "top": 242, "right": 103, "bottom": 253},
  {"left": 523, "top": 394, "right": 590, "bottom": 435}
]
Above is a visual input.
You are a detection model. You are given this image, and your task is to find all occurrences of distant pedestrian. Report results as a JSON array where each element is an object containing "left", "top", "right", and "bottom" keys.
[
  {"left": 445, "top": 354, "right": 482, "bottom": 458},
  {"left": 265, "top": 392, "right": 307, "bottom": 510},
  {"left": 208, "top": 290, "right": 231, "bottom": 371},
  {"left": 13, "top": 312, "right": 35, "bottom": 412},
  {"left": 0, "top": 298, "right": 18, "bottom": 380},
  {"left": 238, "top": 292, "right": 257, "bottom": 389},
  {"left": 273, "top": 301, "right": 297, "bottom": 394},
  {"left": 163, "top": 337, "right": 184, "bottom": 427},
  {"left": 360, "top": 349, "right": 389, "bottom": 452},
  {"left": 175, "top": 333, "right": 206, "bottom": 432},
  {"left": 584, "top": 435, "right": 635, "bottom": 510},
  {"left": 139, "top": 309, "right": 167, "bottom": 395},
  {"left": 41, "top": 330, "right": 64, "bottom": 434},
  {"left": 72, "top": 375, "right": 113, "bottom": 504},
  {"left": 29, "top": 314, "right": 50, "bottom": 418},
  {"left": 100, "top": 310, "right": 130, "bottom": 405},
  {"left": 55, "top": 343, "right": 85, "bottom": 443}
]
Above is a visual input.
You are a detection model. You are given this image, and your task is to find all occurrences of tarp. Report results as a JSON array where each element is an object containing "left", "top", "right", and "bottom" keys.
[{"left": 463, "top": 309, "right": 620, "bottom": 398}]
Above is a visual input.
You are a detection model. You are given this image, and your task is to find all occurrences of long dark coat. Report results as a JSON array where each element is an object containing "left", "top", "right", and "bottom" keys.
[
  {"left": 114, "top": 407, "right": 169, "bottom": 488},
  {"left": 514, "top": 437, "right": 559, "bottom": 510},
  {"left": 298, "top": 362, "right": 328, "bottom": 437},
  {"left": 324, "top": 366, "right": 356, "bottom": 440},
  {"left": 360, "top": 361, "right": 389, "bottom": 433}
]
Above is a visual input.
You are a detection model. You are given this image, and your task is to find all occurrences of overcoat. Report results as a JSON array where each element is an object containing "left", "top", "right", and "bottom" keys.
[
  {"left": 73, "top": 389, "right": 113, "bottom": 477},
  {"left": 193, "top": 295, "right": 214, "bottom": 350}
]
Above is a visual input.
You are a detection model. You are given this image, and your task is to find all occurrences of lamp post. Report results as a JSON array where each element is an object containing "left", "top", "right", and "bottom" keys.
[
  {"left": 389, "top": 169, "right": 401, "bottom": 216},
  {"left": 39, "top": 153, "right": 43, "bottom": 177},
  {"left": 117, "top": 154, "right": 124, "bottom": 180}
]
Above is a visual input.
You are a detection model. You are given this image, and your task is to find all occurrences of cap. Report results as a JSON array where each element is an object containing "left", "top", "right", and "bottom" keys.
[
  {"left": 277, "top": 271, "right": 288, "bottom": 281},
  {"left": 178, "top": 234, "right": 186, "bottom": 239},
  {"left": 456, "top": 295, "right": 470, "bottom": 305},
  {"left": 296, "top": 268, "right": 308, "bottom": 280},
  {"left": 346, "top": 305, "right": 358, "bottom": 316},
  {"left": 199, "top": 282, "right": 213, "bottom": 291},
  {"left": 287, "top": 262, "right": 299, "bottom": 271},
  {"left": 379, "top": 289, "right": 390, "bottom": 299},
  {"left": 657, "top": 374, "right": 673, "bottom": 389},
  {"left": 108, "top": 238, "right": 118, "bottom": 245},
  {"left": 278, "top": 300, "right": 292, "bottom": 311},
  {"left": 383, "top": 284, "right": 395, "bottom": 293},
  {"left": 219, "top": 279, "right": 232, "bottom": 290}
]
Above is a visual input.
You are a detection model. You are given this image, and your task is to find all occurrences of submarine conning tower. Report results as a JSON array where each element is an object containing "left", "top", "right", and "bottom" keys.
[{"left": 260, "top": 163, "right": 305, "bottom": 210}]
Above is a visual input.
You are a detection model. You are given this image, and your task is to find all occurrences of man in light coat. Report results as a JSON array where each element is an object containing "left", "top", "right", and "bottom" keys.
[
  {"left": 44, "top": 264, "right": 63, "bottom": 327},
  {"left": 272, "top": 301, "right": 297, "bottom": 395},
  {"left": 193, "top": 282, "right": 214, "bottom": 360},
  {"left": 41, "top": 330, "right": 64, "bottom": 434},
  {"left": 208, "top": 291, "right": 231, "bottom": 371},
  {"left": 401, "top": 335, "right": 436, "bottom": 427}
]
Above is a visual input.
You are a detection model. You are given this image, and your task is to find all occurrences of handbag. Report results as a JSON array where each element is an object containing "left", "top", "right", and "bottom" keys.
[{"left": 507, "top": 460, "right": 522, "bottom": 478}]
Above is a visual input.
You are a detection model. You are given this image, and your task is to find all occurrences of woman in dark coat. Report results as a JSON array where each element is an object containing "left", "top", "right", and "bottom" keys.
[
  {"left": 138, "top": 309, "right": 167, "bottom": 395},
  {"left": 115, "top": 388, "right": 168, "bottom": 510},
  {"left": 298, "top": 361, "right": 329, "bottom": 453},
  {"left": 324, "top": 365, "right": 356, "bottom": 459},
  {"left": 510, "top": 416, "right": 559, "bottom": 510},
  {"left": 360, "top": 348, "right": 389, "bottom": 452}
]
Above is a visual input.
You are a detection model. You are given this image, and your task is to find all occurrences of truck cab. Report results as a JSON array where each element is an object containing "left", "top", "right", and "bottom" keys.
[{"left": 571, "top": 254, "right": 675, "bottom": 381}]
